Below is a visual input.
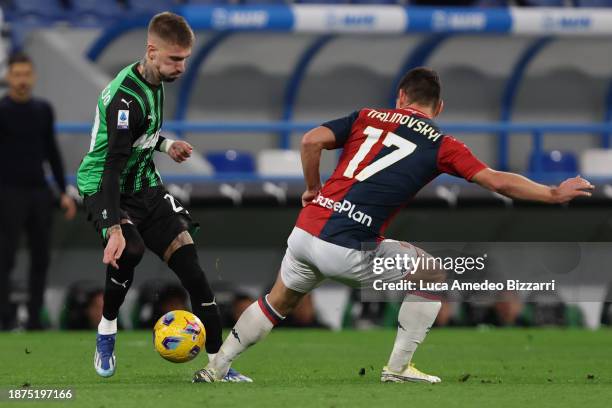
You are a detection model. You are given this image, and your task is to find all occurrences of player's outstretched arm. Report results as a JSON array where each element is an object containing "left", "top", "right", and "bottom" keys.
[
  {"left": 471, "top": 168, "right": 594, "bottom": 204},
  {"left": 300, "top": 126, "right": 336, "bottom": 206}
]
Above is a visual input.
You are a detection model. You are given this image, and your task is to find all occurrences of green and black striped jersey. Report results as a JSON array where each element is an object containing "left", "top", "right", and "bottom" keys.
[{"left": 77, "top": 62, "right": 167, "bottom": 228}]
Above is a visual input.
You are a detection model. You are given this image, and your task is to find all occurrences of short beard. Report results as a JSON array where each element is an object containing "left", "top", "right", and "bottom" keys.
[
  {"left": 140, "top": 58, "right": 179, "bottom": 83},
  {"left": 160, "top": 75, "right": 177, "bottom": 83}
]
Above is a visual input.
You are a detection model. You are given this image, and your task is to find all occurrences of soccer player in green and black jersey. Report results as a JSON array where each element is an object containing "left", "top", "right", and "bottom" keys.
[{"left": 77, "top": 12, "right": 250, "bottom": 382}]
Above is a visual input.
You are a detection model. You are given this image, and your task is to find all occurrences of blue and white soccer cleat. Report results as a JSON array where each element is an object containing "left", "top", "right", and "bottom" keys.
[
  {"left": 223, "top": 367, "right": 253, "bottom": 383},
  {"left": 94, "top": 333, "right": 116, "bottom": 378}
]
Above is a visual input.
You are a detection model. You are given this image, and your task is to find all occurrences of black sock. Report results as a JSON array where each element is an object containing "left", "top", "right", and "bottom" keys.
[
  {"left": 168, "top": 244, "right": 223, "bottom": 354},
  {"left": 102, "top": 225, "right": 144, "bottom": 320},
  {"left": 103, "top": 265, "right": 135, "bottom": 321}
]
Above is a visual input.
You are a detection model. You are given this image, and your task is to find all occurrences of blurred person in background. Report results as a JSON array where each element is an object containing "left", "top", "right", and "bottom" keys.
[
  {"left": 86, "top": 291, "right": 105, "bottom": 330},
  {"left": 230, "top": 289, "right": 323, "bottom": 328},
  {"left": 231, "top": 292, "right": 256, "bottom": 326},
  {"left": 0, "top": 52, "right": 77, "bottom": 331},
  {"left": 463, "top": 291, "right": 526, "bottom": 326},
  {"left": 135, "top": 283, "right": 189, "bottom": 328},
  {"left": 281, "top": 293, "right": 324, "bottom": 328},
  {"left": 156, "top": 284, "right": 189, "bottom": 317},
  {"left": 64, "top": 284, "right": 104, "bottom": 330},
  {"left": 494, "top": 291, "right": 524, "bottom": 325}
]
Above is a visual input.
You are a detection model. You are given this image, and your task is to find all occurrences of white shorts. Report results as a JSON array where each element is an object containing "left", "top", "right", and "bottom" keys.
[{"left": 280, "top": 227, "right": 419, "bottom": 293}]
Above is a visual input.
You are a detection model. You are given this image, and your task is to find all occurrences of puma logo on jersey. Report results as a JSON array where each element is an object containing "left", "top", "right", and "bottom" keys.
[
  {"left": 121, "top": 98, "right": 133, "bottom": 108},
  {"left": 201, "top": 298, "right": 217, "bottom": 307},
  {"left": 110, "top": 278, "right": 129, "bottom": 288}
]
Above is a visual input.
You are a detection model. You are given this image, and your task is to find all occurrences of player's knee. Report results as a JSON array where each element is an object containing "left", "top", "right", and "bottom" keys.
[
  {"left": 412, "top": 247, "right": 447, "bottom": 284},
  {"left": 163, "top": 231, "right": 193, "bottom": 263},
  {"left": 414, "top": 266, "right": 447, "bottom": 285},
  {"left": 121, "top": 242, "right": 144, "bottom": 269},
  {"left": 119, "top": 226, "right": 145, "bottom": 269}
]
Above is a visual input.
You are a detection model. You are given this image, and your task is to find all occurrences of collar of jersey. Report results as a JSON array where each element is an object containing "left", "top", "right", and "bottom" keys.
[{"left": 398, "top": 107, "right": 431, "bottom": 119}]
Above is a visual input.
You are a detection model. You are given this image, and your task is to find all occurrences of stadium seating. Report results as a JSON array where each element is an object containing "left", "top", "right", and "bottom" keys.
[
  {"left": 295, "top": 0, "right": 352, "bottom": 4},
  {"left": 11, "top": 0, "right": 67, "bottom": 23},
  {"left": 69, "top": 0, "right": 125, "bottom": 25},
  {"left": 240, "top": 0, "right": 289, "bottom": 4},
  {"left": 206, "top": 150, "right": 256, "bottom": 173},
  {"left": 521, "top": 0, "right": 566, "bottom": 6},
  {"left": 474, "top": 0, "right": 511, "bottom": 6},
  {"left": 188, "top": 0, "right": 234, "bottom": 4},
  {"left": 6, "top": 0, "right": 612, "bottom": 28},
  {"left": 350, "top": 0, "right": 401, "bottom": 4},
  {"left": 154, "top": 150, "right": 214, "bottom": 175},
  {"left": 528, "top": 150, "right": 578, "bottom": 174},
  {"left": 580, "top": 149, "right": 612, "bottom": 176},
  {"left": 575, "top": 0, "right": 612, "bottom": 6},
  {"left": 257, "top": 149, "right": 303, "bottom": 176},
  {"left": 5, "top": 0, "right": 612, "bottom": 28},
  {"left": 127, "top": 0, "right": 181, "bottom": 14}
]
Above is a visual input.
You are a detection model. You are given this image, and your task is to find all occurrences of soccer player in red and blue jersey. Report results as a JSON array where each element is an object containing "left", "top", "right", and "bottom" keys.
[{"left": 193, "top": 68, "right": 593, "bottom": 384}]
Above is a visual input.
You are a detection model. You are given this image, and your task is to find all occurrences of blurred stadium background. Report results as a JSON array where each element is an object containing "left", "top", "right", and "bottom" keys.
[{"left": 3, "top": 0, "right": 612, "bottom": 332}]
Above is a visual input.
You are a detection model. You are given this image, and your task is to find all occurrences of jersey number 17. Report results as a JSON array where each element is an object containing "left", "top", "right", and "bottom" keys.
[{"left": 343, "top": 126, "right": 417, "bottom": 181}]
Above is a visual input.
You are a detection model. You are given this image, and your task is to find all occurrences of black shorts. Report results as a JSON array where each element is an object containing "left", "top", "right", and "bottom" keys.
[{"left": 83, "top": 186, "right": 200, "bottom": 259}]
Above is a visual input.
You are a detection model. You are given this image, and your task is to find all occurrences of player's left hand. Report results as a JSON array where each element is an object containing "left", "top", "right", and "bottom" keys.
[
  {"left": 553, "top": 175, "right": 595, "bottom": 203},
  {"left": 103, "top": 226, "right": 125, "bottom": 269},
  {"left": 301, "top": 188, "right": 320, "bottom": 207},
  {"left": 168, "top": 140, "right": 193, "bottom": 163},
  {"left": 60, "top": 193, "right": 77, "bottom": 220}
]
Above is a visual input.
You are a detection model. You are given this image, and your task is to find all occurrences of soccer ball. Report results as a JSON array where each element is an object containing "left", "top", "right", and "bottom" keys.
[{"left": 153, "top": 310, "right": 206, "bottom": 363}]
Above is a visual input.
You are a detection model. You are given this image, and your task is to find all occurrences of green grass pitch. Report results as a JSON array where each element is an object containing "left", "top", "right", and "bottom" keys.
[{"left": 1, "top": 328, "right": 611, "bottom": 407}]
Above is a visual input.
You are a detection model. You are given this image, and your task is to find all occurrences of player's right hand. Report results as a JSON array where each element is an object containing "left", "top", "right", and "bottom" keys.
[
  {"left": 103, "top": 227, "right": 126, "bottom": 269},
  {"left": 553, "top": 175, "right": 594, "bottom": 203},
  {"left": 168, "top": 140, "right": 193, "bottom": 163},
  {"left": 301, "top": 189, "right": 320, "bottom": 207}
]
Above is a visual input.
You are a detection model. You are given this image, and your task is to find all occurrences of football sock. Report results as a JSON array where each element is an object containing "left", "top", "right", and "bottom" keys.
[
  {"left": 167, "top": 244, "right": 223, "bottom": 354},
  {"left": 98, "top": 316, "right": 117, "bottom": 335},
  {"left": 386, "top": 293, "right": 441, "bottom": 373},
  {"left": 102, "top": 225, "right": 144, "bottom": 321},
  {"left": 210, "top": 295, "right": 284, "bottom": 376}
]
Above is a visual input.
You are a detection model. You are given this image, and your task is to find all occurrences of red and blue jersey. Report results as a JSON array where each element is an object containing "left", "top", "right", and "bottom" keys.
[{"left": 295, "top": 107, "right": 487, "bottom": 250}]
